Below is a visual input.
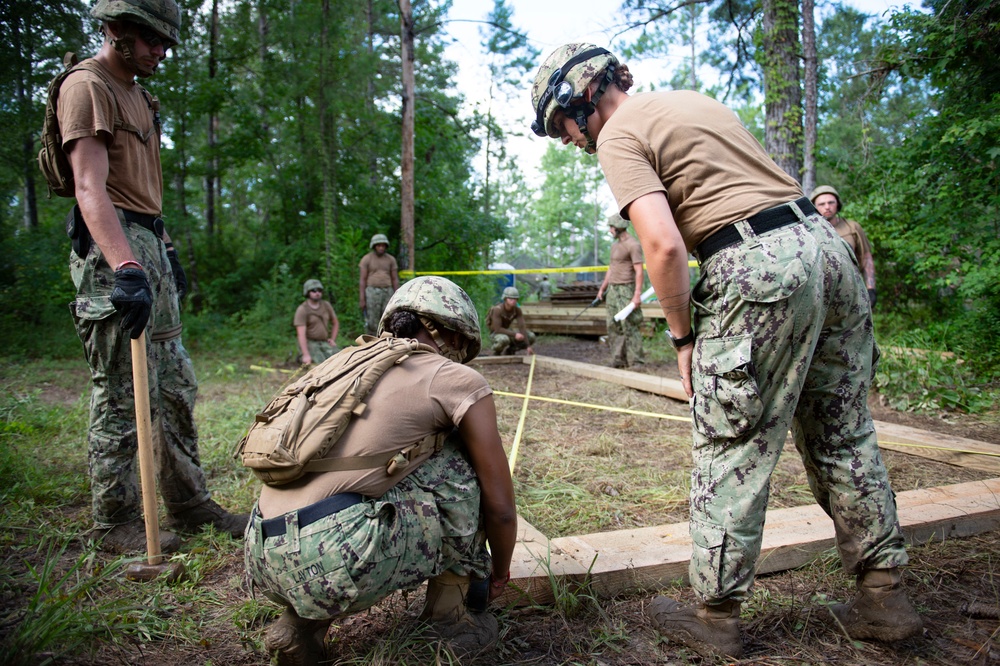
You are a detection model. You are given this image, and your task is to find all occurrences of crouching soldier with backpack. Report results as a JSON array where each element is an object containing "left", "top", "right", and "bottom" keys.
[{"left": 242, "top": 276, "right": 517, "bottom": 665}]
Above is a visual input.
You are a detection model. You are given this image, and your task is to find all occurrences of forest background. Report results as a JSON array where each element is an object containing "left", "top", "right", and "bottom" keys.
[{"left": 1, "top": 0, "right": 998, "bottom": 401}]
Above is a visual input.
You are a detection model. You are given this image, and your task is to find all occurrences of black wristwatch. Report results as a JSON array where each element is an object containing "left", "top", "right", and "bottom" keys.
[{"left": 667, "top": 329, "right": 695, "bottom": 349}]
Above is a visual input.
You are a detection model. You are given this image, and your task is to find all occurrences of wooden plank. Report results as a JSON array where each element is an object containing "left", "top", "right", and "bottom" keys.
[
  {"left": 874, "top": 420, "right": 1000, "bottom": 474},
  {"left": 504, "top": 478, "right": 1000, "bottom": 605},
  {"left": 525, "top": 354, "right": 689, "bottom": 402},
  {"left": 469, "top": 355, "right": 524, "bottom": 366}
]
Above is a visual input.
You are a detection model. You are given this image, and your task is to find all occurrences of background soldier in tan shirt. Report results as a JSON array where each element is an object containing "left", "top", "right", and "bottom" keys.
[
  {"left": 596, "top": 213, "right": 645, "bottom": 368},
  {"left": 811, "top": 185, "right": 877, "bottom": 308},
  {"left": 359, "top": 233, "right": 399, "bottom": 335}
]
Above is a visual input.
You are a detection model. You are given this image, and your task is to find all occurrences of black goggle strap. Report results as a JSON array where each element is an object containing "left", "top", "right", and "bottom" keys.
[
  {"left": 532, "top": 47, "right": 612, "bottom": 136},
  {"left": 567, "top": 65, "right": 615, "bottom": 139}
]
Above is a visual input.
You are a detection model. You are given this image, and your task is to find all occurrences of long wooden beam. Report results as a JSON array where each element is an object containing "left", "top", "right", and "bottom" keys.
[
  {"left": 500, "top": 478, "right": 1000, "bottom": 606},
  {"left": 524, "top": 355, "right": 999, "bottom": 472},
  {"left": 523, "top": 354, "right": 689, "bottom": 402}
]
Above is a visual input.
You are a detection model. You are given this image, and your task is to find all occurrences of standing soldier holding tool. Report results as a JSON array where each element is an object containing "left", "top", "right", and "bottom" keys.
[
  {"left": 359, "top": 233, "right": 399, "bottom": 336},
  {"left": 48, "top": 0, "right": 247, "bottom": 554},
  {"left": 595, "top": 213, "right": 645, "bottom": 368},
  {"left": 529, "top": 43, "right": 920, "bottom": 659}
]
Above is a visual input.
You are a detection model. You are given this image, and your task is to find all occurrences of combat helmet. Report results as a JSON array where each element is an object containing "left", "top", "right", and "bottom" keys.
[
  {"left": 607, "top": 213, "right": 628, "bottom": 230},
  {"left": 530, "top": 43, "right": 618, "bottom": 146},
  {"left": 809, "top": 185, "right": 842, "bottom": 212},
  {"left": 370, "top": 233, "right": 389, "bottom": 249},
  {"left": 502, "top": 286, "right": 520, "bottom": 300},
  {"left": 302, "top": 279, "right": 323, "bottom": 297},
  {"left": 91, "top": 0, "right": 181, "bottom": 44},
  {"left": 378, "top": 276, "right": 481, "bottom": 363}
]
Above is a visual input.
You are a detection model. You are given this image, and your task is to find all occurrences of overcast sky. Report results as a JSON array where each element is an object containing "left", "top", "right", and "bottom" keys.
[{"left": 441, "top": 0, "right": 906, "bottom": 211}]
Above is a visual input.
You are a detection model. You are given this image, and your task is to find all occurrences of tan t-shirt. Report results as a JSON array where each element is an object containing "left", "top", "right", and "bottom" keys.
[
  {"left": 57, "top": 59, "right": 162, "bottom": 215},
  {"left": 831, "top": 217, "right": 872, "bottom": 267},
  {"left": 608, "top": 233, "right": 643, "bottom": 284},
  {"left": 596, "top": 91, "right": 803, "bottom": 251},
  {"left": 258, "top": 351, "right": 492, "bottom": 516},
  {"left": 293, "top": 300, "right": 336, "bottom": 341},
  {"left": 488, "top": 302, "right": 527, "bottom": 336},
  {"left": 359, "top": 251, "right": 398, "bottom": 288}
]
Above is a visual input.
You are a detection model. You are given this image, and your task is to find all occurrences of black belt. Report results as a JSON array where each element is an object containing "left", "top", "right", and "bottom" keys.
[
  {"left": 696, "top": 196, "right": 816, "bottom": 263},
  {"left": 122, "top": 209, "right": 164, "bottom": 238},
  {"left": 259, "top": 492, "right": 364, "bottom": 539}
]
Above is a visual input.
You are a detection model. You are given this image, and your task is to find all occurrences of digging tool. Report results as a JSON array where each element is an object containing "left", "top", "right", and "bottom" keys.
[
  {"left": 572, "top": 297, "right": 602, "bottom": 321},
  {"left": 125, "top": 331, "right": 186, "bottom": 583}
]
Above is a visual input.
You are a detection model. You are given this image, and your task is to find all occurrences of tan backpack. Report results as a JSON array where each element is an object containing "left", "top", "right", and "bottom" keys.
[
  {"left": 37, "top": 52, "right": 160, "bottom": 198},
  {"left": 236, "top": 334, "right": 442, "bottom": 486}
]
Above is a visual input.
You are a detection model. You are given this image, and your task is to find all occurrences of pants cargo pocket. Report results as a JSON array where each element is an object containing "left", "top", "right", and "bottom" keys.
[
  {"left": 689, "top": 517, "right": 727, "bottom": 597},
  {"left": 693, "top": 335, "right": 763, "bottom": 439}
]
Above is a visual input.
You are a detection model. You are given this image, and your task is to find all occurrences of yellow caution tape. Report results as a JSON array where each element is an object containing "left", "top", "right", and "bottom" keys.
[{"left": 399, "top": 261, "right": 699, "bottom": 279}]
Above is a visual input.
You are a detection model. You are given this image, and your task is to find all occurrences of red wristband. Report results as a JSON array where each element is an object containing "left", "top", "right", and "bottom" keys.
[
  {"left": 490, "top": 571, "right": 510, "bottom": 589},
  {"left": 115, "top": 260, "right": 143, "bottom": 272}
]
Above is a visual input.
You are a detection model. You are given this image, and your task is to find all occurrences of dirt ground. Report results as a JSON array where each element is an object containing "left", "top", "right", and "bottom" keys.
[{"left": 6, "top": 336, "right": 1000, "bottom": 665}]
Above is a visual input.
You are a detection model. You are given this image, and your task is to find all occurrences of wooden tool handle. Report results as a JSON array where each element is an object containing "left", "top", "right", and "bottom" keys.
[{"left": 131, "top": 332, "right": 162, "bottom": 565}]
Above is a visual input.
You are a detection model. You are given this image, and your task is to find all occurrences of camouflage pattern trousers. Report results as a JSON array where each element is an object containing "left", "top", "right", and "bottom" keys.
[
  {"left": 69, "top": 211, "right": 209, "bottom": 528},
  {"left": 490, "top": 330, "right": 536, "bottom": 355},
  {"left": 687, "top": 211, "right": 906, "bottom": 604},
  {"left": 364, "top": 286, "right": 393, "bottom": 336},
  {"left": 245, "top": 440, "right": 492, "bottom": 620},
  {"left": 605, "top": 282, "right": 644, "bottom": 368},
  {"left": 306, "top": 339, "right": 338, "bottom": 364}
]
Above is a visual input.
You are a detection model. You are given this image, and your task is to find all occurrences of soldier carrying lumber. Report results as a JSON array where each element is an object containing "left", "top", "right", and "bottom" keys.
[{"left": 529, "top": 42, "right": 921, "bottom": 659}]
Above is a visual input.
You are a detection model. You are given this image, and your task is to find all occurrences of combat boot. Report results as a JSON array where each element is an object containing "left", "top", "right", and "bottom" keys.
[
  {"left": 88, "top": 518, "right": 181, "bottom": 555},
  {"left": 646, "top": 596, "right": 743, "bottom": 659},
  {"left": 264, "top": 607, "right": 332, "bottom": 666},
  {"left": 168, "top": 499, "right": 249, "bottom": 537},
  {"left": 419, "top": 571, "right": 499, "bottom": 657},
  {"left": 828, "top": 567, "right": 923, "bottom": 641}
]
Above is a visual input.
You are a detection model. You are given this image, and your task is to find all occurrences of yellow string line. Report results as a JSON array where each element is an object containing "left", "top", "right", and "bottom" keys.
[
  {"left": 494, "top": 389, "right": 692, "bottom": 423},
  {"left": 506, "top": 355, "right": 536, "bottom": 475},
  {"left": 495, "top": 390, "right": 1000, "bottom": 458}
]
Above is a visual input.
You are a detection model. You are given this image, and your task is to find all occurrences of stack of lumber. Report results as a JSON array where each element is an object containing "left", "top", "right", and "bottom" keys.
[
  {"left": 550, "top": 283, "right": 600, "bottom": 305},
  {"left": 521, "top": 303, "right": 665, "bottom": 336}
]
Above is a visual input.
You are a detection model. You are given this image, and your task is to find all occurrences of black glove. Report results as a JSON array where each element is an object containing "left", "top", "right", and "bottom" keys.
[
  {"left": 166, "top": 248, "right": 187, "bottom": 300},
  {"left": 592, "top": 297, "right": 602, "bottom": 306},
  {"left": 867, "top": 288, "right": 877, "bottom": 310},
  {"left": 111, "top": 267, "right": 153, "bottom": 339}
]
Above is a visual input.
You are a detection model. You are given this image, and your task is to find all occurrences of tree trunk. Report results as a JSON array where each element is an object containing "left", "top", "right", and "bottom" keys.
[
  {"left": 399, "top": 0, "right": 415, "bottom": 272},
  {"left": 761, "top": 0, "right": 803, "bottom": 181},
  {"left": 802, "top": 0, "right": 817, "bottom": 194},
  {"left": 205, "top": 0, "right": 220, "bottom": 236},
  {"left": 320, "top": 0, "right": 336, "bottom": 280}
]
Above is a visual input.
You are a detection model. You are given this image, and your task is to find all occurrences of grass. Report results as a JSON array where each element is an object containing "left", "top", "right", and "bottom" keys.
[{"left": 2, "top": 332, "right": 999, "bottom": 664}]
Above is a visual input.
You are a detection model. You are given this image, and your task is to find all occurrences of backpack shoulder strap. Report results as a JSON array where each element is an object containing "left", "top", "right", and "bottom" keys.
[{"left": 73, "top": 59, "right": 158, "bottom": 144}]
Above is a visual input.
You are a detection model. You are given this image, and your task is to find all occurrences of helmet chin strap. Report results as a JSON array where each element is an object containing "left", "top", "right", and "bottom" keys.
[
  {"left": 566, "top": 67, "right": 614, "bottom": 155},
  {"left": 418, "top": 316, "right": 466, "bottom": 363},
  {"left": 112, "top": 29, "right": 155, "bottom": 78}
]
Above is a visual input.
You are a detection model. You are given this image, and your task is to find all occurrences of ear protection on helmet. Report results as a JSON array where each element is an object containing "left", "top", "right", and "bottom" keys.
[{"left": 531, "top": 47, "right": 613, "bottom": 138}]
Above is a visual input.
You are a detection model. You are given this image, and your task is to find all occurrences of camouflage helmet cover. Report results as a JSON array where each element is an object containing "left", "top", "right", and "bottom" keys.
[
  {"left": 809, "top": 185, "right": 842, "bottom": 212},
  {"left": 378, "top": 276, "right": 482, "bottom": 363},
  {"left": 607, "top": 212, "right": 628, "bottom": 230},
  {"left": 531, "top": 43, "right": 618, "bottom": 139},
  {"left": 502, "top": 286, "right": 520, "bottom": 300},
  {"left": 369, "top": 233, "right": 389, "bottom": 249},
  {"left": 91, "top": 0, "right": 182, "bottom": 43},
  {"left": 302, "top": 279, "right": 324, "bottom": 296}
]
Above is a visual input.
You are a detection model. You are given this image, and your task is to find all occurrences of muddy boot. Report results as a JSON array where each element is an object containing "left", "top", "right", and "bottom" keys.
[
  {"left": 419, "top": 571, "right": 499, "bottom": 657},
  {"left": 168, "top": 499, "right": 249, "bottom": 537},
  {"left": 88, "top": 518, "right": 181, "bottom": 555},
  {"left": 646, "top": 596, "right": 743, "bottom": 659},
  {"left": 264, "top": 607, "right": 332, "bottom": 666},
  {"left": 828, "top": 568, "right": 923, "bottom": 641}
]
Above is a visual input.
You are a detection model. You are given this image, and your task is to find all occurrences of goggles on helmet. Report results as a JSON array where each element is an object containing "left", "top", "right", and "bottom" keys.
[{"left": 531, "top": 47, "right": 612, "bottom": 138}]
